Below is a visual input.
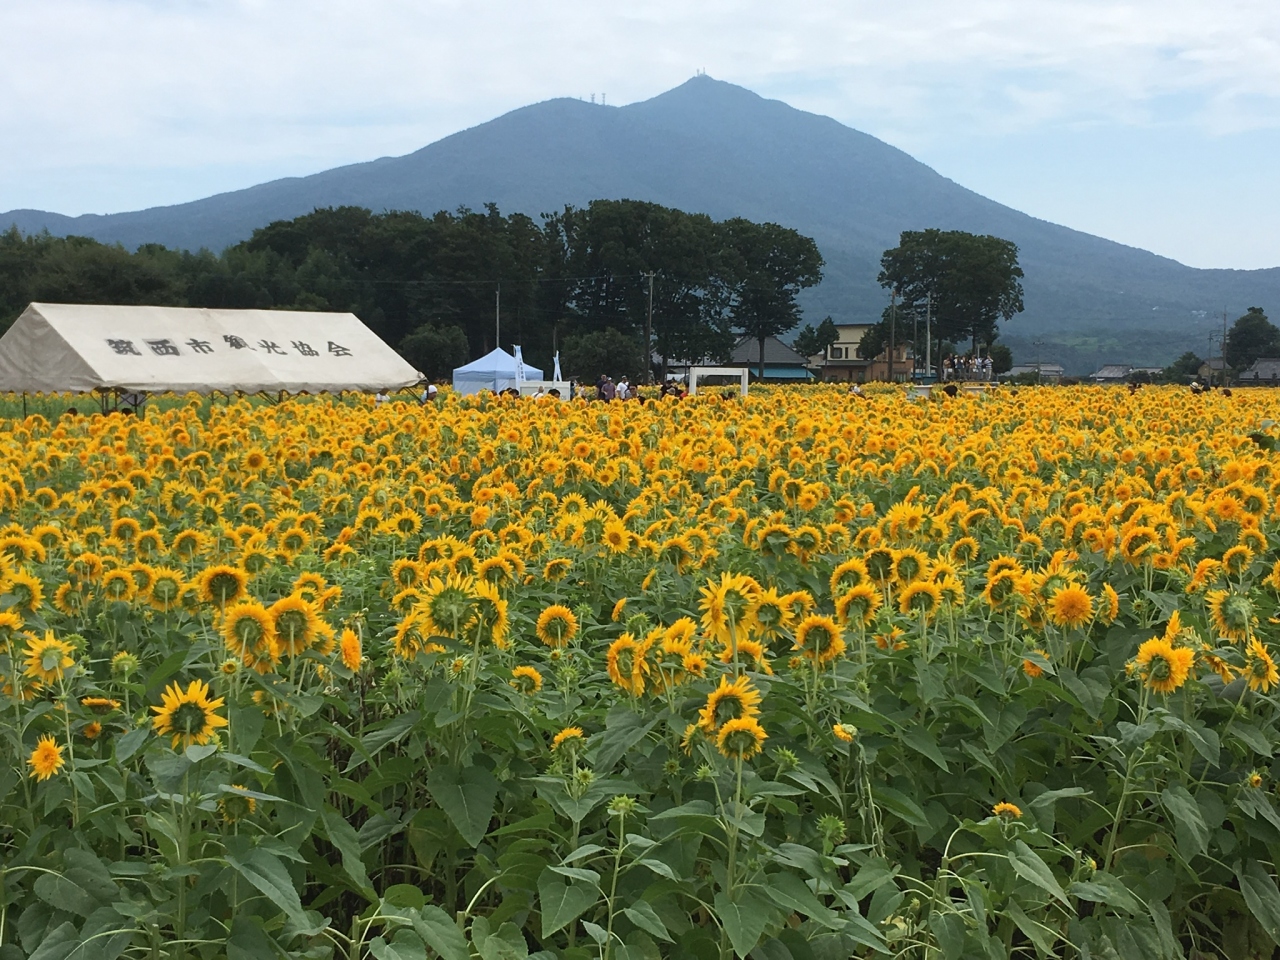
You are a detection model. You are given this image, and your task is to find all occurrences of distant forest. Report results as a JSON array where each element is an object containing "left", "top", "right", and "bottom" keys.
[{"left": 0, "top": 201, "right": 823, "bottom": 382}]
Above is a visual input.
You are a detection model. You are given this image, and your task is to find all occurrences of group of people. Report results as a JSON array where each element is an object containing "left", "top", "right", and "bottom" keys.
[
  {"left": 941, "top": 355, "right": 993, "bottom": 381},
  {"left": 594, "top": 375, "right": 690, "bottom": 400},
  {"left": 594, "top": 375, "right": 632, "bottom": 400}
]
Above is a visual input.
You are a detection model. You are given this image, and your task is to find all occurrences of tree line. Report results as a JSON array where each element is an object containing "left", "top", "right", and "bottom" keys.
[
  {"left": 1153, "top": 307, "right": 1278, "bottom": 384},
  {"left": 0, "top": 201, "right": 824, "bottom": 382},
  {"left": 789, "top": 229, "right": 1025, "bottom": 377}
]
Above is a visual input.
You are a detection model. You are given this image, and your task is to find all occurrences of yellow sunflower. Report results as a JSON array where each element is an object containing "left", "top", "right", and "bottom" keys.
[
  {"left": 697, "top": 675, "right": 763, "bottom": 734},
  {"left": 151, "top": 678, "right": 229, "bottom": 750},
  {"left": 23, "top": 631, "right": 75, "bottom": 686},
  {"left": 339, "top": 628, "right": 362, "bottom": 672},
  {"left": 269, "top": 594, "right": 320, "bottom": 656},
  {"left": 606, "top": 633, "right": 650, "bottom": 697},
  {"left": 716, "top": 716, "right": 768, "bottom": 761},
  {"left": 536, "top": 604, "right": 579, "bottom": 647},
  {"left": 1244, "top": 639, "right": 1280, "bottom": 693},
  {"left": 552, "top": 726, "right": 585, "bottom": 751},
  {"left": 1206, "top": 589, "right": 1253, "bottom": 641},
  {"left": 1134, "top": 637, "right": 1195, "bottom": 694},
  {"left": 196, "top": 564, "right": 248, "bottom": 608},
  {"left": 222, "top": 601, "right": 280, "bottom": 673},
  {"left": 793, "top": 615, "right": 845, "bottom": 664},
  {"left": 509, "top": 665, "right": 543, "bottom": 694},
  {"left": 148, "top": 567, "right": 186, "bottom": 612},
  {"left": 1047, "top": 584, "right": 1093, "bottom": 629},
  {"left": 27, "top": 735, "right": 64, "bottom": 781},
  {"left": 472, "top": 579, "right": 510, "bottom": 649},
  {"left": 898, "top": 580, "right": 942, "bottom": 621}
]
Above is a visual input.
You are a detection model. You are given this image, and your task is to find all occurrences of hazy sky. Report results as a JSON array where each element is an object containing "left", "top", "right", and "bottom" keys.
[{"left": 2, "top": 0, "right": 1277, "bottom": 269}]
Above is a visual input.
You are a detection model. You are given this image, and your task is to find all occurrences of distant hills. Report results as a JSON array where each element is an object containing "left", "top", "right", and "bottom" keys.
[{"left": 6, "top": 75, "right": 1278, "bottom": 373}]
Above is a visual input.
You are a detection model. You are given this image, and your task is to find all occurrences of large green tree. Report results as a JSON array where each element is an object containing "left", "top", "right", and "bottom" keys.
[
  {"left": 877, "top": 229, "right": 1024, "bottom": 351},
  {"left": 722, "top": 219, "right": 824, "bottom": 378},
  {"left": 1225, "top": 307, "right": 1279, "bottom": 371},
  {"left": 398, "top": 325, "right": 471, "bottom": 380},
  {"left": 1164, "top": 351, "right": 1204, "bottom": 383},
  {"left": 793, "top": 317, "right": 839, "bottom": 359},
  {"left": 545, "top": 200, "right": 736, "bottom": 379},
  {"left": 561, "top": 328, "right": 645, "bottom": 383}
]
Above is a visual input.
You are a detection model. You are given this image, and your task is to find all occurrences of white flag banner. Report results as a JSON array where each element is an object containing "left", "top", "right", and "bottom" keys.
[
  {"left": 553, "top": 351, "right": 562, "bottom": 381},
  {"left": 513, "top": 345, "right": 526, "bottom": 386}
]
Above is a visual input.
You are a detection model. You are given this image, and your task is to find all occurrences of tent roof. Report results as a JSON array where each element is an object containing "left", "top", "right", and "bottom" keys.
[
  {"left": 452, "top": 347, "right": 543, "bottom": 379},
  {"left": 0, "top": 303, "right": 422, "bottom": 394}
]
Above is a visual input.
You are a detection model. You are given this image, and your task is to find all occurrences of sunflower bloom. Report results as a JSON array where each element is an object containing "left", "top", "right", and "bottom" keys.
[
  {"left": 510, "top": 665, "right": 543, "bottom": 694},
  {"left": 196, "top": 564, "right": 248, "bottom": 608},
  {"left": 793, "top": 615, "right": 845, "bottom": 665},
  {"left": 339, "top": 628, "right": 362, "bottom": 672},
  {"left": 606, "top": 633, "right": 650, "bottom": 697},
  {"left": 222, "top": 601, "right": 280, "bottom": 673},
  {"left": 1134, "top": 637, "right": 1195, "bottom": 694},
  {"left": 22, "top": 630, "right": 76, "bottom": 686},
  {"left": 1047, "top": 584, "right": 1093, "bottom": 629},
  {"left": 151, "top": 679, "right": 229, "bottom": 750},
  {"left": 552, "top": 726, "right": 585, "bottom": 751},
  {"left": 697, "top": 675, "right": 763, "bottom": 734},
  {"left": 898, "top": 581, "right": 942, "bottom": 621},
  {"left": 1207, "top": 589, "right": 1253, "bottom": 641},
  {"left": 27, "top": 735, "right": 65, "bottom": 781},
  {"left": 536, "top": 604, "right": 579, "bottom": 647},
  {"left": 716, "top": 716, "right": 768, "bottom": 761},
  {"left": 1244, "top": 639, "right": 1279, "bottom": 693}
]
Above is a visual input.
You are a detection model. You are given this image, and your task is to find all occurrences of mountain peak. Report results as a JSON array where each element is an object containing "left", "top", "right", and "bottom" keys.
[{"left": 3, "top": 77, "right": 1277, "bottom": 373}]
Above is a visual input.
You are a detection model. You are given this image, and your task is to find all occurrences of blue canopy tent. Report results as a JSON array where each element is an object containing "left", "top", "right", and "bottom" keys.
[{"left": 451, "top": 348, "right": 543, "bottom": 396}]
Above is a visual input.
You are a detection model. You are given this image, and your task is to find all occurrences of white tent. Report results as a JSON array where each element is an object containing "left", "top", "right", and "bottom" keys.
[
  {"left": 452, "top": 348, "right": 544, "bottom": 395},
  {"left": 0, "top": 303, "right": 423, "bottom": 395}
]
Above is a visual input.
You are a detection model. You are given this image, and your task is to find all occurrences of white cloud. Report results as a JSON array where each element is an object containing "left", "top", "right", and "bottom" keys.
[{"left": 0, "top": 0, "right": 1277, "bottom": 263}]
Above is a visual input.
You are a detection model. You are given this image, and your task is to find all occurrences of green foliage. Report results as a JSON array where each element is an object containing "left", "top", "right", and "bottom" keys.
[
  {"left": 722, "top": 219, "right": 824, "bottom": 377},
  {"left": 560, "top": 328, "right": 645, "bottom": 382},
  {"left": 1226, "top": 307, "right": 1280, "bottom": 371},
  {"left": 398, "top": 325, "right": 471, "bottom": 380},
  {"left": 877, "top": 229, "right": 1024, "bottom": 349},
  {"left": 1, "top": 202, "right": 821, "bottom": 379},
  {"left": 792, "top": 317, "right": 839, "bottom": 359},
  {"left": 987, "top": 343, "right": 1013, "bottom": 376},
  {"left": 1164, "top": 350, "right": 1204, "bottom": 383}
]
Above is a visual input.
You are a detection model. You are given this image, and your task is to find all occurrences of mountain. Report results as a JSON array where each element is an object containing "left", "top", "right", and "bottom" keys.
[{"left": 5, "top": 76, "right": 1278, "bottom": 373}]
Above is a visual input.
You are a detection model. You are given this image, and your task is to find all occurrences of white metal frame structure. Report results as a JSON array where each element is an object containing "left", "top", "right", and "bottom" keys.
[{"left": 687, "top": 366, "right": 750, "bottom": 397}]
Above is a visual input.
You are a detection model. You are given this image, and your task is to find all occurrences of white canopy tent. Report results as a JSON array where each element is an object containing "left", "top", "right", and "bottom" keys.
[
  {"left": 0, "top": 303, "right": 422, "bottom": 395},
  {"left": 452, "top": 348, "right": 543, "bottom": 396}
]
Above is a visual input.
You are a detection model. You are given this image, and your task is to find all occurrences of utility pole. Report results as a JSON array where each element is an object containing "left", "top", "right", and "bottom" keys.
[
  {"left": 495, "top": 283, "right": 501, "bottom": 351},
  {"left": 1222, "top": 306, "right": 1229, "bottom": 385},
  {"left": 1034, "top": 338, "right": 1044, "bottom": 385},
  {"left": 644, "top": 271, "right": 655, "bottom": 385},
  {"left": 912, "top": 307, "right": 919, "bottom": 381},
  {"left": 888, "top": 289, "right": 897, "bottom": 383},
  {"left": 925, "top": 293, "right": 932, "bottom": 381}
]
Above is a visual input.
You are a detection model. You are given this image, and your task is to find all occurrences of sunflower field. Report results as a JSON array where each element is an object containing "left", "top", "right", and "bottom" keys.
[{"left": 4, "top": 385, "right": 1280, "bottom": 960}]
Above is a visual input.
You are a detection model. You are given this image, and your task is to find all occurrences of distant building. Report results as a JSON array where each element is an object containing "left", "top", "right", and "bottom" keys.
[
  {"left": 729, "top": 336, "right": 812, "bottom": 381},
  {"left": 1198, "top": 358, "right": 1228, "bottom": 383},
  {"left": 1239, "top": 358, "right": 1280, "bottom": 384},
  {"left": 1006, "top": 362, "right": 1065, "bottom": 382},
  {"left": 808, "top": 321, "right": 911, "bottom": 382},
  {"left": 1090, "top": 364, "right": 1133, "bottom": 383}
]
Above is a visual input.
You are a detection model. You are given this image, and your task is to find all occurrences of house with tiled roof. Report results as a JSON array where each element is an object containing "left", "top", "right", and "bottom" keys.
[
  {"left": 1239, "top": 358, "right": 1280, "bottom": 383},
  {"left": 730, "top": 336, "right": 813, "bottom": 381}
]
